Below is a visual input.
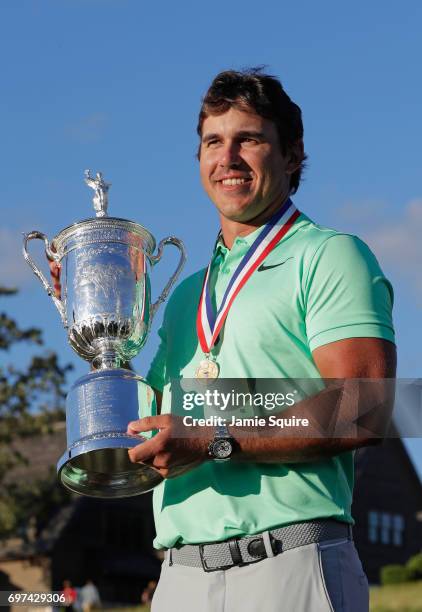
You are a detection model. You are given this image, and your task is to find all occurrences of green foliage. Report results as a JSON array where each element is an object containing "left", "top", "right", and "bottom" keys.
[
  {"left": 406, "top": 554, "right": 422, "bottom": 580},
  {"left": 380, "top": 564, "right": 412, "bottom": 585},
  {"left": 0, "top": 286, "right": 72, "bottom": 538},
  {"left": 0, "top": 498, "right": 17, "bottom": 533},
  {"left": 0, "top": 287, "right": 43, "bottom": 349},
  {"left": 7, "top": 466, "right": 72, "bottom": 536},
  {"left": 0, "top": 354, "right": 71, "bottom": 426},
  {"left": 380, "top": 555, "right": 422, "bottom": 589}
]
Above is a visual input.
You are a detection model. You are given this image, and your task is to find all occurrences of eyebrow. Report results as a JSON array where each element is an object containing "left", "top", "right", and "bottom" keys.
[{"left": 201, "top": 130, "right": 265, "bottom": 143}]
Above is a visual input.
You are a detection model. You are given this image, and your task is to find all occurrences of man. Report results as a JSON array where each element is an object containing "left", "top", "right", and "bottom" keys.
[
  {"left": 79, "top": 579, "right": 101, "bottom": 611},
  {"left": 61, "top": 579, "right": 77, "bottom": 611},
  {"left": 126, "top": 69, "right": 396, "bottom": 611},
  {"left": 52, "top": 69, "right": 395, "bottom": 611}
]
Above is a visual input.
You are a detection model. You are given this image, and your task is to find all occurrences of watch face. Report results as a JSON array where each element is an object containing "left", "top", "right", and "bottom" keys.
[{"left": 212, "top": 439, "right": 232, "bottom": 459}]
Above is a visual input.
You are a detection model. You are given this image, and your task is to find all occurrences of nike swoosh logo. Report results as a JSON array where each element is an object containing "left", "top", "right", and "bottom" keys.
[{"left": 258, "top": 257, "right": 294, "bottom": 272}]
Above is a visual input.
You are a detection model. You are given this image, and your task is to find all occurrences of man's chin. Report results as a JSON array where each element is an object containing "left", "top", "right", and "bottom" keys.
[
  {"left": 215, "top": 199, "right": 259, "bottom": 221},
  {"left": 219, "top": 208, "right": 255, "bottom": 223}
]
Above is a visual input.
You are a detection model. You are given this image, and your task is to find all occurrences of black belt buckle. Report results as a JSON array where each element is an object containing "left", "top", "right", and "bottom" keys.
[{"left": 199, "top": 537, "right": 246, "bottom": 572}]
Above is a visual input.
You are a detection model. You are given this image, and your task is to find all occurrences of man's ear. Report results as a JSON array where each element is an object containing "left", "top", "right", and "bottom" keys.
[{"left": 286, "top": 139, "right": 305, "bottom": 175}]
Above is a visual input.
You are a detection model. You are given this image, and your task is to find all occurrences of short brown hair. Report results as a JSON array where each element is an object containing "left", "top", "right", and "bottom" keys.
[{"left": 197, "top": 68, "right": 307, "bottom": 194}]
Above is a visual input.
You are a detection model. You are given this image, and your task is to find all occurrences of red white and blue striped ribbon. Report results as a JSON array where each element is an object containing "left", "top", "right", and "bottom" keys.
[{"left": 196, "top": 198, "right": 300, "bottom": 354}]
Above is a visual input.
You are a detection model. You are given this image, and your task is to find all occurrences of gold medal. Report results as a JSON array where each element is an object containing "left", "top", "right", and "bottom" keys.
[{"left": 195, "top": 358, "right": 220, "bottom": 379}]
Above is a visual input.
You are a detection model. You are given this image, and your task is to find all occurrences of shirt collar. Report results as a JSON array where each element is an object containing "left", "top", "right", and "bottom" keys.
[
  {"left": 212, "top": 199, "right": 304, "bottom": 258},
  {"left": 213, "top": 223, "right": 266, "bottom": 256}
]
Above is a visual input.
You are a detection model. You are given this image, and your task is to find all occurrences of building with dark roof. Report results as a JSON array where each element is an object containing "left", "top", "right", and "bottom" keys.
[{"left": 353, "top": 438, "right": 422, "bottom": 583}]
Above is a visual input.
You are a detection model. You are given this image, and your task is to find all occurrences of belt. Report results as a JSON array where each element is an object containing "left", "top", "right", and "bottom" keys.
[{"left": 166, "top": 519, "right": 352, "bottom": 572}]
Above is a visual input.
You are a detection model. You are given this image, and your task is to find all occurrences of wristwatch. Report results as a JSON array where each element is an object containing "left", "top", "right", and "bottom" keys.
[{"left": 208, "top": 424, "right": 235, "bottom": 461}]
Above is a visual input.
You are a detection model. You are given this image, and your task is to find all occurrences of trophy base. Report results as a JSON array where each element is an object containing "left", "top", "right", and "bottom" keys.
[
  {"left": 57, "top": 368, "right": 163, "bottom": 498},
  {"left": 57, "top": 435, "right": 163, "bottom": 498}
]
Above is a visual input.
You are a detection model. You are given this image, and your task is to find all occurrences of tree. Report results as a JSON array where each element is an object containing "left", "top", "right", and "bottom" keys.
[
  {"left": 406, "top": 553, "right": 422, "bottom": 580},
  {"left": 0, "top": 287, "right": 73, "bottom": 538}
]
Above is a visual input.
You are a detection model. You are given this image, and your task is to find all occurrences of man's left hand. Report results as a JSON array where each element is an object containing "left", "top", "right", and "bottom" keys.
[{"left": 127, "top": 414, "right": 212, "bottom": 479}]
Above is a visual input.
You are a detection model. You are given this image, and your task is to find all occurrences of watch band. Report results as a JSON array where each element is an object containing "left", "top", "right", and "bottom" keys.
[{"left": 215, "top": 424, "right": 231, "bottom": 438}]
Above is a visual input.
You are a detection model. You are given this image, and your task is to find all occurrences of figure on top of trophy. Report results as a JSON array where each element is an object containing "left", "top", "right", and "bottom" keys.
[{"left": 84, "top": 169, "right": 111, "bottom": 217}]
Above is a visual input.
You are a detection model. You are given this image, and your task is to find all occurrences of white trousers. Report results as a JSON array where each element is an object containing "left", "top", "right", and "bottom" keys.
[{"left": 151, "top": 539, "right": 369, "bottom": 612}]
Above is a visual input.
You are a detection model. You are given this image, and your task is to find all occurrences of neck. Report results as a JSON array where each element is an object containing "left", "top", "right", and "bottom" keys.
[{"left": 220, "top": 195, "right": 290, "bottom": 249}]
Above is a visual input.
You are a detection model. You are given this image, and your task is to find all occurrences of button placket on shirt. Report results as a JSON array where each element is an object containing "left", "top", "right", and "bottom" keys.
[
  {"left": 211, "top": 237, "right": 253, "bottom": 308},
  {"left": 224, "top": 238, "right": 249, "bottom": 276}
]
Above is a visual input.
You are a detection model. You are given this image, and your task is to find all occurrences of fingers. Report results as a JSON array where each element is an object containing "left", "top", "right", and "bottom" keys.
[
  {"left": 127, "top": 415, "right": 172, "bottom": 434},
  {"left": 165, "top": 458, "right": 203, "bottom": 479},
  {"left": 155, "top": 457, "right": 203, "bottom": 479},
  {"left": 130, "top": 450, "right": 199, "bottom": 480},
  {"left": 128, "top": 431, "right": 167, "bottom": 464},
  {"left": 48, "top": 260, "right": 61, "bottom": 299},
  {"left": 149, "top": 451, "right": 172, "bottom": 470},
  {"left": 127, "top": 433, "right": 203, "bottom": 480},
  {"left": 127, "top": 415, "right": 206, "bottom": 480}
]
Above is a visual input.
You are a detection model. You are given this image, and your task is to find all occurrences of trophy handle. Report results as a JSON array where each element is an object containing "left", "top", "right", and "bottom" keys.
[
  {"left": 148, "top": 236, "right": 186, "bottom": 320},
  {"left": 22, "top": 231, "right": 68, "bottom": 328}
]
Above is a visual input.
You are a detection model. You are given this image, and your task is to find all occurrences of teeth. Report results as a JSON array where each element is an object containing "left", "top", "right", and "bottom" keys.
[{"left": 222, "top": 178, "right": 248, "bottom": 185}]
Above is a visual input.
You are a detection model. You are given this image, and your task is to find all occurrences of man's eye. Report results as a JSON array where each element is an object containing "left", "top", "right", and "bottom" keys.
[
  {"left": 207, "top": 139, "right": 220, "bottom": 147},
  {"left": 242, "top": 138, "right": 257, "bottom": 144}
]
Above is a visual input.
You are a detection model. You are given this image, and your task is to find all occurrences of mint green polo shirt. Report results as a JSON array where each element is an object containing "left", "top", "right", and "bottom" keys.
[{"left": 146, "top": 212, "right": 395, "bottom": 549}]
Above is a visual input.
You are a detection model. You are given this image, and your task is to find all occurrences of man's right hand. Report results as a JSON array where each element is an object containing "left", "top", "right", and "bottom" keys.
[{"left": 48, "top": 257, "right": 61, "bottom": 299}]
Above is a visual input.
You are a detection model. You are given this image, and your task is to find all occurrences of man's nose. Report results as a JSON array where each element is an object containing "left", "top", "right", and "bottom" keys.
[{"left": 218, "top": 141, "right": 241, "bottom": 167}]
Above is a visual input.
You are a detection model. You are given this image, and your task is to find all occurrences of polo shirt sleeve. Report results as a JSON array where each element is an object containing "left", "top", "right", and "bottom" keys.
[
  {"left": 304, "top": 234, "right": 395, "bottom": 353},
  {"left": 146, "top": 323, "right": 167, "bottom": 393}
]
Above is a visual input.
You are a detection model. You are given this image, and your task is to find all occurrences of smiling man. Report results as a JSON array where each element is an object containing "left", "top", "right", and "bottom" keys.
[{"left": 127, "top": 69, "right": 396, "bottom": 611}]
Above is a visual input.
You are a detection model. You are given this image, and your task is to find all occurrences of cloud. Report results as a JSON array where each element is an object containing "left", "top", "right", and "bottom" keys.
[
  {"left": 337, "top": 198, "right": 422, "bottom": 301},
  {"left": 0, "top": 219, "right": 56, "bottom": 289},
  {"left": 335, "top": 198, "right": 390, "bottom": 225},
  {"left": 64, "top": 112, "right": 108, "bottom": 143},
  {"left": 0, "top": 226, "right": 47, "bottom": 290},
  {"left": 364, "top": 199, "right": 422, "bottom": 264},
  {"left": 364, "top": 199, "right": 422, "bottom": 298}
]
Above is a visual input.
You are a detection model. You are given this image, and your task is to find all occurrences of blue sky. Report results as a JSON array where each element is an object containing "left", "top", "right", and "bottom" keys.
[{"left": 1, "top": 1, "right": 421, "bottom": 474}]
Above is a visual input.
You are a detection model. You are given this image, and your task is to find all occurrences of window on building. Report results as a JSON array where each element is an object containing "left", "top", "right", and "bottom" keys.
[
  {"left": 367, "top": 511, "right": 405, "bottom": 546},
  {"left": 381, "top": 513, "right": 391, "bottom": 544},
  {"left": 368, "top": 511, "right": 379, "bottom": 543},
  {"left": 392, "top": 514, "right": 405, "bottom": 546}
]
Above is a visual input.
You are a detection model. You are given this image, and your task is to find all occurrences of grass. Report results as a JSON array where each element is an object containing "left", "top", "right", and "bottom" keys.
[
  {"left": 370, "top": 580, "right": 422, "bottom": 612},
  {"left": 104, "top": 582, "right": 422, "bottom": 612},
  {"left": 105, "top": 607, "right": 149, "bottom": 612}
]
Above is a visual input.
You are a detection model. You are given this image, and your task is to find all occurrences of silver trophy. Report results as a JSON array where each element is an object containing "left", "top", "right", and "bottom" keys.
[{"left": 23, "top": 170, "right": 186, "bottom": 498}]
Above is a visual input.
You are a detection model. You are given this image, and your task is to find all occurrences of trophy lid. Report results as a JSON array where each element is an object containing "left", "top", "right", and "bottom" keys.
[{"left": 51, "top": 170, "right": 156, "bottom": 255}]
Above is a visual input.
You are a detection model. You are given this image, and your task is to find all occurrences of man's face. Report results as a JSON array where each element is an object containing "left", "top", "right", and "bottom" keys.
[{"left": 199, "top": 106, "right": 294, "bottom": 223}]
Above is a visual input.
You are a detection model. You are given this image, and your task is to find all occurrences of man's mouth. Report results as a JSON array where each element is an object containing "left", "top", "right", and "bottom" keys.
[
  {"left": 220, "top": 178, "right": 251, "bottom": 186},
  {"left": 214, "top": 175, "right": 253, "bottom": 188}
]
